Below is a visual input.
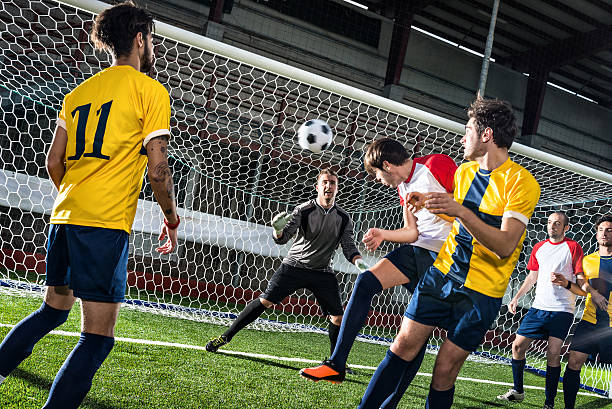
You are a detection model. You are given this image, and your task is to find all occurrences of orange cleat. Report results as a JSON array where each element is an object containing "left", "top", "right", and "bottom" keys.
[{"left": 299, "top": 360, "right": 345, "bottom": 384}]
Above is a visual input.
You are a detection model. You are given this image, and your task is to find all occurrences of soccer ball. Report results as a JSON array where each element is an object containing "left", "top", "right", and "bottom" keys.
[{"left": 297, "top": 119, "right": 333, "bottom": 154}]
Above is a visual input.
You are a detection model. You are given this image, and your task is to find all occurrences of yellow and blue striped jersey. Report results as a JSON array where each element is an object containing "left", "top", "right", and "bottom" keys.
[
  {"left": 580, "top": 252, "right": 612, "bottom": 327},
  {"left": 433, "top": 158, "right": 540, "bottom": 298},
  {"left": 51, "top": 65, "right": 171, "bottom": 233}
]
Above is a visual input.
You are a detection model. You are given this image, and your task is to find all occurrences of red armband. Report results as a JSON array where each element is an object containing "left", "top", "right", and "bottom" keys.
[{"left": 164, "top": 215, "right": 180, "bottom": 230}]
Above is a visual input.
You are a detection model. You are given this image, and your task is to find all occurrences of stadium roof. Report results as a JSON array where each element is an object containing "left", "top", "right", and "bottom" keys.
[{"left": 359, "top": 0, "right": 612, "bottom": 108}]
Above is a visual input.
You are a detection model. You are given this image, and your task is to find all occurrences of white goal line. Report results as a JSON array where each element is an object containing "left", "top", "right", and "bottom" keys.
[{"left": 0, "top": 323, "right": 602, "bottom": 398}]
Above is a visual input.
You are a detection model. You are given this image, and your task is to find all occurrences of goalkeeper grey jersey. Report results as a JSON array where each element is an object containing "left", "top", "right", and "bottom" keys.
[{"left": 273, "top": 199, "right": 360, "bottom": 273}]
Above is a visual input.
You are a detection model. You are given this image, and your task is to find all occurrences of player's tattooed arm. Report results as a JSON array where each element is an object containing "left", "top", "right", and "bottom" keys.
[{"left": 146, "top": 135, "right": 178, "bottom": 223}]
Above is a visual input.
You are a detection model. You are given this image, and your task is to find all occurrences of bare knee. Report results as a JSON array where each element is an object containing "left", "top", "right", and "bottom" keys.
[
  {"left": 567, "top": 352, "right": 587, "bottom": 371},
  {"left": 512, "top": 339, "right": 528, "bottom": 359},
  {"left": 259, "top": 298, "right": 274, "bottom": 308},
  {"left": 329, "top": 315, "right": 342, "bottom": 326},
  {"left": 547, "top": 354, "right": 561, "bottom": 366},
  {"left": 431, "top": 342, "right": 469, "bottom": 390},
  {"left": 391, "top": 331, "right": 424, "bottom": 361},
  {"left": 431, "top": 360, "right": 460, "bottom": 390},
  {"left": 45, "top": 286, "right": 76, "bottom": 310},
  {"left": 546, "top": 338, "right": 563, "bottom": 366},
  {"left": 81, "top": 301, "right": 121, "bottom": 337}
]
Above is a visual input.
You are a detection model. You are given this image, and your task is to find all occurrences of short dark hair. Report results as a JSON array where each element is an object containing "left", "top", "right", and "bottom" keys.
[
  {"left": 595, "top": 214, "right": 612, "bottom": 230},
  {"left": 467, "top": 96, "right": 517, "bottom": 149},
  {"left": 364, "top": 138, "right": 410, "bottom": 176},
  {"left": 91, "top": 1, "right": 154, "bottom": 60},
  {"left": 317, "top": 168, "right": 338, "bottom": 181},
  {"left": 551, "top": 211, "right": 569, "bottom": 226}
]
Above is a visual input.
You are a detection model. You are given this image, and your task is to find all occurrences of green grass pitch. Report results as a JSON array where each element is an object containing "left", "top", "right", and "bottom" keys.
[{"left": 0, "top": 293, "right": 609, "bottom": 408}]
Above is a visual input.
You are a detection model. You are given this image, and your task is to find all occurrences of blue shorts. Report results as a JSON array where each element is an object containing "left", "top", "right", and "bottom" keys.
[
  {"left": 516, "top": 308, "right": 573, "bottom": 341},
  {"left": 384, "top": 245, "right": 437, "bottom": 293},
  {"left": 404, "top": 266, "right": 502, "bottom": 352},
  {"left": 45, "top": 224, "right": 130, "bottom": 303},
  {"left": 569, "top": 320, "right": 612, "bottom": 364}
]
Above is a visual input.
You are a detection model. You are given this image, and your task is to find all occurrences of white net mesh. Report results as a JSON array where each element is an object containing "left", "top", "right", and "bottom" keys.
[{"left": 1, "top": 0, "right": 611, "bottom": 397}]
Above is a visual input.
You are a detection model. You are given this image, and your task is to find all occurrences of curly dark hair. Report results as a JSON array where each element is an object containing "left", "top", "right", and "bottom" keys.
[
  {"left": 468, "top": 96, "right": 517, "bottom": 149},
  {"left": 364, "top": 138, "right": 410, "bottom": 176},
  {"left": 595, "top": 214, "right": 612, "bottom": 230},
  {"left": 90, "top": 1, "right": 154, "bottom": 59}
]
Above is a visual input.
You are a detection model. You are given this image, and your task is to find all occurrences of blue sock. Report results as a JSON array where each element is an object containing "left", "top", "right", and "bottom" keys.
[
  {"left": 358, "top": 349, "right": 410, "bottom": 409},
  {"left": 42, "top": 332, "right": 115, "bottom": 409},
  {"left": 545, "top": 365, "right": 561, "bottom": 406},
  {"left": 562, "top": 367, "right": 581, "bottom": 409},
  {"left": 425, "top": 385, "right": 455, "bottom": 409},
  {"left": 512, "top": 358, "right": 526, "bottom": 393},
  {"left": 380, "top": 342, "right": 427, "bottom": 409},
  {"left": 330, "top": 270, "right": 382, "bottom": 369},
  {"left": 0, "top": 302, "right": 69, "bottom": 377}
]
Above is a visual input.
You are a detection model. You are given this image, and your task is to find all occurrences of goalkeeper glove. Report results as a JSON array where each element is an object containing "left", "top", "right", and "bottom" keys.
[
  {"left": 271, "top": 211, "right": 292, "bottom": 236},
  {"left": 354, "top": 258, "right": 368, "bottom": 272}
]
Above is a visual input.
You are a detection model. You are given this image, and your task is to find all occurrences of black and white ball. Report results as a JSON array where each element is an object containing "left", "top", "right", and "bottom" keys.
[{"left": 297, "top": 119, "right": 333, "bottom": 154}]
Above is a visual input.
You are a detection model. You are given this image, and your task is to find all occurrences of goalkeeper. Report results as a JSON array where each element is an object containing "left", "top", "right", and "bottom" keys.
[{"left": 206, "top": 168, "right": 365, "bottom": 357}]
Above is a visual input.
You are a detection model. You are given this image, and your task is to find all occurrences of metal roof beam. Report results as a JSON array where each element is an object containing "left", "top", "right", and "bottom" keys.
[{"left": 499, "top": 25, "right": 612, "bottom": 72}]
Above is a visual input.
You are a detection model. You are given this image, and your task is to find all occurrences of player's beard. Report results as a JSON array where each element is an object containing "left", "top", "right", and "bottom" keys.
[
  {"left": 549, "top": 231, "right": 563, "bottom": 241},
  {"left": 140, "top": 40, "right": 153, "bottom": 73},
  {"left": 463, "top": 142, "right": 486, "bottom": 161}
]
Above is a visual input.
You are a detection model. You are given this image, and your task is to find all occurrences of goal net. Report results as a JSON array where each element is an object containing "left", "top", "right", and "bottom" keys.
[{"left": 1, "top": 0, "right": 611, "bottom": 397}]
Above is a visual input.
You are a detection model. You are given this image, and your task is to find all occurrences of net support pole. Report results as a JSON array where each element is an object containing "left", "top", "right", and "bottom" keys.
[{"left": 477, "top": 0, "right": 500, "bottom": 96}]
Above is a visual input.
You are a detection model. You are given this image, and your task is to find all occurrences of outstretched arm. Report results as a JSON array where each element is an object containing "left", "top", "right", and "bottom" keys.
[
  {"left": 272, "top": 208, "right": 300, "bottom": 244},
  {"left": 146, "top": 135, "right": 178, "bottom": 254},
  {"left": 362, "top": 205, "right": 419, "bottom": 251}
]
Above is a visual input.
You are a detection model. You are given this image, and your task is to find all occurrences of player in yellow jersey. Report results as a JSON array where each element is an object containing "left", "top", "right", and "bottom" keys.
[
  {"left": 0, "top": 2, "right": 179, "bottom": 408},
  {"left": 551, "top": 215, "right": 611, "bottom": 409},
  {"left": 357, "top": 97, "right": 541, "bottom": 409}
]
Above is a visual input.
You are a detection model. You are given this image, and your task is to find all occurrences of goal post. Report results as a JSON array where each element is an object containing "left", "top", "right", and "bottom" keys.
[{"left": 1, "top": 0, "right": 611, "bottom": 397}]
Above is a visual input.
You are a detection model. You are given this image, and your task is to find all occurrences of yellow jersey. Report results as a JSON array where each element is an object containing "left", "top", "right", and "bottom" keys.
[
  {"left": 51, "top": 65, "right": 171, "bottom": 233},
  {"left": 580, "top": 252, "right": 612, "bottom": 327},
  {"left": 433, "top": 158, "right": 540, "bottom": 298}
]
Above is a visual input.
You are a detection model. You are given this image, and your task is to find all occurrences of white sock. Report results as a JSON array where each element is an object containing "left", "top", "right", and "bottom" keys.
[{"left": 0, "top": 375, "right": 5, "bottom": 384}]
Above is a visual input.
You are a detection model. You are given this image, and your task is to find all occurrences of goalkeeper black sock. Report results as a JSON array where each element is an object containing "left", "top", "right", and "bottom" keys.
[
  {"left": 223, "top": 298, "right": 266, "bottom": 341},
  {"left": 328, "top": 322, "right": 340, "bottom": 356}
]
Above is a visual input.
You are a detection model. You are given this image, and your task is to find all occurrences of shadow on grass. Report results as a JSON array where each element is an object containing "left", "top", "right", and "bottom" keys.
[
  {"left": 577, "top": 397, "right": 612, "bottom": 408},
  {"left": 12, "top": 368, "right": 120, "bottom": 409},
  {"left": 215, "top": 351, "right": 371, "bottom": 386}
]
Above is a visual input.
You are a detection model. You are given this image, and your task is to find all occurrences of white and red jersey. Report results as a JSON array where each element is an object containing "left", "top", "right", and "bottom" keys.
[
  {"left": 527, "top": 238, "right": 584, "bottom": 313},
  {"left": 397, "top": 154, "right": 457, "bottom": 252}
]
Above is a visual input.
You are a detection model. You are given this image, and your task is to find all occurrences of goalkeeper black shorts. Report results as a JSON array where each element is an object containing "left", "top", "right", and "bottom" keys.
[{"left": 261, "top": 263, "right": 343, "bottom": 316}]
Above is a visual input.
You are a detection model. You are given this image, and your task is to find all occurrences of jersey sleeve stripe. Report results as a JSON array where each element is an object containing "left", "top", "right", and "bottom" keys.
[
  {"left": 143, "top": 129, "right": 171, "bottom": 147},
  {"left": 56, "top": 118, "right": 67, "bottom": 130},
  {"left": 503, "top": 210, "right": 529, "bottom": 226}
]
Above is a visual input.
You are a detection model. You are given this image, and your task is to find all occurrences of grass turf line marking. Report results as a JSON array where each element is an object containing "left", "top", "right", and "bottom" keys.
[{"left": 0, "top": 323, "right": 602, "bottom": 398}]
